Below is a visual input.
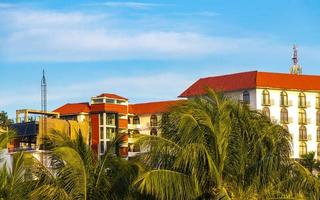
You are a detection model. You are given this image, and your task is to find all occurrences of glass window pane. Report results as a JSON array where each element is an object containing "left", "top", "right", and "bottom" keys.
[
  {"left": 106, "top": 114, "right": 115, "bottom": 125},
  {"left": 106, "top": 128, "right": 116, "bottom": 140},
  {"left": 99, "top": 113, "right": 104, "bottom": 125},
  {"left": 100, "top": 127, "right": 104, "bottom": 140},
  {"left": 100, "top": 141, "right": 105, "bottom": 154}
]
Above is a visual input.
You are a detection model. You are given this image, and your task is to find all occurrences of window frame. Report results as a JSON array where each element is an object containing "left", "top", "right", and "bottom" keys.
[
  {"left": 298, "top": 92, "right": 306, "bottom": 108},
  {"left": 243, "top": 90, "right": 250, "bottom": 104},
  {"left": 262, "top": 89, "right": 270, "bottom": 106},
  {"left": 280, "top": 91, "right": 288, "bottom": 107},
  {"left": 299, "top": 142, "right": 307, "bottom": 157},
  {"left": 299, "top": 125, "right": 307, "bottom": 141},
  {"left": 280, "top": 108, "right": 289, "bottom": 124}
]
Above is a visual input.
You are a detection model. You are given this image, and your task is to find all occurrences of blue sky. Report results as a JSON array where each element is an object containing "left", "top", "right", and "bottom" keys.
[{"left": 1, "top": 0, "right": 320, "bottom": 118}]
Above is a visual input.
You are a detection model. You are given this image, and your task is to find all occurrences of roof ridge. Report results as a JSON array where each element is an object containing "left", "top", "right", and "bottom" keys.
[
  {"left": 130, "top": 99, "right": 183, "bottom": 106},
  {"left": 200, "top": 70, "right": 258, "bottom": 80}
]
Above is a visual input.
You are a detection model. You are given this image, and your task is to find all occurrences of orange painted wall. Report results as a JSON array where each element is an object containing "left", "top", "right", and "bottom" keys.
[
  {"left": 91, "top": 103, "right": 128, "bottom": 114},
  {"left": 118, "top": 118, "right": 128, "bottom": 129},
  {"left": 91, "top": 113, "right": 99, "bottom": 153}
]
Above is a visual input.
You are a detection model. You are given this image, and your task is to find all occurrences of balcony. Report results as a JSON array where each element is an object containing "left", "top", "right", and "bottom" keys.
[
  {"left": 8, "top": 145, "right": 38, "bottom": 154},
  {"left": 128, "top": 124, "right": 142, "bottom": 130}
]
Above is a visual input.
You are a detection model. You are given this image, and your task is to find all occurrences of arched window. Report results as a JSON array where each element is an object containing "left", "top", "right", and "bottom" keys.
[
  {"left": 316, "top": 94, "right": 320, "bottom": 109},
  {"left": 299, "top": 142, "right": 307, "bottom": 157},
  {"left": 133, "top": 116, "right": 140, "bottom": 125},
  {"left": 262, "top": 89, "right": 270, "bottom": 106},
  {"left": 317, "top": 127, "right": 320, "bottom": 142},
  {"left": 150, "top": 128, "right": 158, "bottom": 136},
  {"left": 317, "top": 111, "right": 320, "bottom": 126},
  {"left": 298, "top": 109, "right": 307, "bottom": 125},
  {"left": 243, "top": 90, "right": 250, "bottom": 104},
  {"left": 280, "top": 91, "right": 288, "bottom": 106},
  {"left": 150, "top": 115, "right": 158, "bottom": 127},
  {"left": 298, "top": 92, "right": 306, "bottom": 108},
  {"left": 299, "top": 126, "right": 307, "bottom": 141},
  {"left": 280, "top": 108, "right": 288, "bottom": 124},
  {"left": 262, "top": 107, "right": 270, "bottom": 119}
]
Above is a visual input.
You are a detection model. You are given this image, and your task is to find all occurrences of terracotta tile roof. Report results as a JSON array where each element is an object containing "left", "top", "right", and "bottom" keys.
[
  {"left": 179, "top": 71, "right": 320, "bottom": 97},
  {"left": 53, "top": 102, "right": 90, "bottom": 116},
  {"left": 129, "top": 100, "right": 185, "bottom": 115},
  {"left": 96, "top": 93, "right": 128, "bottom": 100}
]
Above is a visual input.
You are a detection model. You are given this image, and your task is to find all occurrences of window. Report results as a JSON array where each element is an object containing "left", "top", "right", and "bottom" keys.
[
  {"left": 298, "top": 109, "right": 307, "bottom": 125},
  {"left": 99, "top": 113, "right": 104, "bottom": 125},
  {"left": 280, "top": 91, "right": 288, "bottom": 106},
  {"left": 299, "top": 142, "right": 307, "bottom": 157},
  {"left": 298, "top": 92, "right": 306, "bottom": 108},
  {"left": 316, "top": 94, "right": 320, "bottom": 109},
  {"left": 100, "top": 127, "right": 104, "bottom": 140},
  {"left": 150, "top": 128, "right": 158, "bottom": 136},
  {"left": 317, "top": 111, "right": 320, "bottom": 126},
  {"left": 150, "top": 115, "right": 158, "bottom": 127},
  {"left": 243, "top": 90, "right": 250, "bottom": 104},
  {"left": 262, "top": 90, "right": 270, "bottom": 106},
  {"left": 100, "top": 141, "right": 105, "bottom": 154},
  {"left": 317, "top": 127, "right": 320, "bottom": 142},
  {"left": 280, "top": 108, "right": 288, "bottom": 124},
  {"left": 106, "top": 128, "right": 116, "bottom": 140},
  {"left": 299, "top": 126, "right": 307, "bottom": 141},
  {"left": 106, "top": 114, "right": 115, "bottom": 126},
  {"left": 133, "top": 116, "right": 140, "bottom": 124},
  {"left": 262, "top": 107, "right": 270, "bottom": 119}
]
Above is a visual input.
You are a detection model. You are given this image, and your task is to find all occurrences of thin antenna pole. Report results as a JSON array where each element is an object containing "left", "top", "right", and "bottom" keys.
[{"left": 41, "top": 70, "right": 47, "bottom": 164}]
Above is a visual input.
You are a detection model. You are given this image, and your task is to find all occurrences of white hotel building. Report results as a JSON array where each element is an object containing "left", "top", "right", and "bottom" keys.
[{"left": 179, "top": 69, "right": 320, "bottom": 159}]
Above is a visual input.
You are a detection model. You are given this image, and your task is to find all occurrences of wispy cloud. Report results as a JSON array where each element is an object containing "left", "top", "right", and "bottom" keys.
[
  {"left": 0, "top": 3, "right": 15, "bottom": 9},
  {"left": 83, "top": 1, "right": 162, "bottom": 9},
  {"left": 0, "top": 9, "right": 290, "bottom": 62}
]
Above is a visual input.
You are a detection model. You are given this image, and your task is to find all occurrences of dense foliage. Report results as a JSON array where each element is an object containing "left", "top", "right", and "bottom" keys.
[
  {"left": 135, "top": 90, "right": 320, "bottom": 199},
  {"left": 0, "top": 90, "right": 320, "bottom": 199}
]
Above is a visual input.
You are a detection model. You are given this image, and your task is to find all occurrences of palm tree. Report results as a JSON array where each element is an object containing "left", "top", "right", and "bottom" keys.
[
  {"left": 299, "top": 151, "right": 320, "bottom": 174},
  {"left": 134, "top": 89, "right": 320, "bottom": 199},
  {"left": 29, "top": 130, "right": 140, "bottom": 200},
  {"left": 0, "top": 152, "right": 33, "bottom": 200}
]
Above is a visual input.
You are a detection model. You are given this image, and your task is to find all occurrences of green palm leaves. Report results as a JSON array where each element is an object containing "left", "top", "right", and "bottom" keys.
[{"left": 135, "top": 89, "right": 320, "bottom": 199}]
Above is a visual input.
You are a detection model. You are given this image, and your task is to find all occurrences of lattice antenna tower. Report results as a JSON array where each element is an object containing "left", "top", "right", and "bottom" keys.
[
  {"left": 290, "top": 45, "right": 302, "bottom": 75},
  {"left": 41, "top": 69, "right": 47, "bottom": 164}
]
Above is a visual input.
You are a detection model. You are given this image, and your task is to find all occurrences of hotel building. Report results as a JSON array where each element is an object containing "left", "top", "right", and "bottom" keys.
[
  {"left": 53, "top": 94, "right": 182, "bottom": 158},
  {"left": 179, "top": 70, "right": 320, "bottom": 159}
]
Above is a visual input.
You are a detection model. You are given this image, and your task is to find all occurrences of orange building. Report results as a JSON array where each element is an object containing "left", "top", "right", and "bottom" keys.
[{"left": 53, "top": 93, "right": 182, "bottom": 158}]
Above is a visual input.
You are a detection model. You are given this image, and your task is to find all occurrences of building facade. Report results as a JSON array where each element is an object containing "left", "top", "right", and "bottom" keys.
[
  {"left": 179, "top": 71, "right": 320, "bottom": 159},
  {"left": 53, "top": 93, "right": 181, "bottom": 158}
]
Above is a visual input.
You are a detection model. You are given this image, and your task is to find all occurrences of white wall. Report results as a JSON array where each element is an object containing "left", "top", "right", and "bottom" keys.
[{"left": 255, "top": 88, "right": 319, "bottom": 159}]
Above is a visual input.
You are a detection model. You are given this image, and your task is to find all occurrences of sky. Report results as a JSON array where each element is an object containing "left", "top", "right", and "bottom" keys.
[{"left": 1, "top": 0, "right": 320, "bottom": 118}]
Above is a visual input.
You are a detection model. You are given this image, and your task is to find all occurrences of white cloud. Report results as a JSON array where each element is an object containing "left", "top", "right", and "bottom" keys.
[
  {"left": 83, "top": 2, "right": 162, "bottom": 9},
  {"left": 0, "top": 8, "right": 289, "bottom": 62}
]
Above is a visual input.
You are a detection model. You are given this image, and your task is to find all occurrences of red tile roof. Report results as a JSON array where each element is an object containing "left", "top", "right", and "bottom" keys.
[
  {"left": 129, "top": 100, "right": 185, "bottom": 115},
  {"left": 96, "top": 93, "right": 128, "bottom": 100},
  {"left": 53, "top": 103, "right": 90, "bottom": 116},
  {"left": 179, "top": 71, "right": 320, "bottom": 97}
]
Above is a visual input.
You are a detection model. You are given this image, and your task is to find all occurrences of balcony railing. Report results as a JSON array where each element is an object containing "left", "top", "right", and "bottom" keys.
[{"left": 8, "top": 146, "right": 38, "bottom": 153}]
